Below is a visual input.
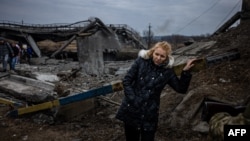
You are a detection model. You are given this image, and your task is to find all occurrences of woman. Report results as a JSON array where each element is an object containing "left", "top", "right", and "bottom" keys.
[{"left": 116, "top": 41, "right": 196, "bottom": 141}]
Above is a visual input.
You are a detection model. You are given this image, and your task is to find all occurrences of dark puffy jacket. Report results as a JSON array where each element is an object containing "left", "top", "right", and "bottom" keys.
[
  {"left": 12, "top": 45, "right": 20, "bottom": 57},
  {"left": 0, "top": 42, "right": 13, "bottom": 57},
  {"left": 116, "top": 50, "right": 192, "bottom": 131}
]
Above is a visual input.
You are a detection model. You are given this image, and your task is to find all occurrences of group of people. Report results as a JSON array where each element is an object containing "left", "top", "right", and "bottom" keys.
[
  {"left": 0, "top": 37, "right": 20, "bottom": 73},
  {"left": 0, "top": 37, "right": 33, "bottom": 73}
]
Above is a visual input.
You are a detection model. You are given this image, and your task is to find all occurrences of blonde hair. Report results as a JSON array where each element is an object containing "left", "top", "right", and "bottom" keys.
[{"left": 147, "top": 41, "right": 172, "bottom": 58}]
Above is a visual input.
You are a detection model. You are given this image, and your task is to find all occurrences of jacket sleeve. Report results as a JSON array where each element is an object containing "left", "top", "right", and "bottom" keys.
[
  {"left": 122, "top": 58, "right": 140, "bottom": 102},
  {"left": 6, "top": 42, "right": 14, "bottom": 55},
  {"left": 168, "top": 70, "right": 192, "bottom": 94}
]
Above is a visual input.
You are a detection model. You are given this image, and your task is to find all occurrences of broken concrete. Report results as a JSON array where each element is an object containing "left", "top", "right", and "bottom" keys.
[
  {"left": 0, "top": 74, "right": 56, "bottom": 103},
  {"left": 77, "top": 30, "right": 121, "bottom": 76},
  {"left": 172, "top": 41, "right": 217, "bottom": 65}
]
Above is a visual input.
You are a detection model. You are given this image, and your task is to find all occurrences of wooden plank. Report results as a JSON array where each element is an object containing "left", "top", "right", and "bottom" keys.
[
  {"left": 7, "top": 81, "right": 123, "bottom": 116},
  {"left": 59, "top": 84, "right": 114, "bottom": 105},
  {"left": 0, "top": 97, "right": 23, "bottom": 107},
  {"left": 8, "top": 100, "right": 60, "bottom": 116}
]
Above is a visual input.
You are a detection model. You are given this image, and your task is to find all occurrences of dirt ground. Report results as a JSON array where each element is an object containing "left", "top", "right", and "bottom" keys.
[{"left": 1, "top": 20, "right": 250, "bottom": 141}]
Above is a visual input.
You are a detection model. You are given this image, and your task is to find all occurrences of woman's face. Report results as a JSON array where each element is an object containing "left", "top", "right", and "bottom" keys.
[{"left": 152, "top": 47, "right": 167, "bottom": 65}]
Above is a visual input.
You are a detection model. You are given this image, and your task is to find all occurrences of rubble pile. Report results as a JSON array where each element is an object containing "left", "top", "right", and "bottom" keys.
[{"left": 0, "top": 20, "right": 250, "bottom": 140}]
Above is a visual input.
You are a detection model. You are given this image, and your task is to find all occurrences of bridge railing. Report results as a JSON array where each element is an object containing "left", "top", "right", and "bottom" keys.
[
  {"left": 108, "top": 24, "right": 146, "bottom": 48},
  {"left": 0, "top": 20, "right": 142, "bottom": 37},
  {"left": 0, "top": 20, "right": 146, "bottom": 47},
  {"left": 0, "top": 20, "right": 90, "bottom": 32},
  {"left": 108, "top": 24, "right": 141, "bottom": 36}
]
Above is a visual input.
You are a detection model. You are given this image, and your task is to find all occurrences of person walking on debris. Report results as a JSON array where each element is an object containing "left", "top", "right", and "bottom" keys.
[
  {"left": 9, "top": 42, "right": 20, "bottom": 73},
  {"left": 26, "top": 45, "right": 33, "bottom": 64},
  {"left": 0, "top": 37, "right": 14, "bottom": 72},
  {"left": 116, "top": 41, "right": 196, "bottom": 141},
  {"left": 15, "top": 43, "right": 21, "bottom": 64}
]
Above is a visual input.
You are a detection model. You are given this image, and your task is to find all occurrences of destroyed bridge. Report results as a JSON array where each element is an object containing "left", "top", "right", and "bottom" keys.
[
  {"left": 0, "top": 17, "right": 146, "bottom": 58},
  {"left": 0, "top": 17, "right": 147, "bottom": 75}
]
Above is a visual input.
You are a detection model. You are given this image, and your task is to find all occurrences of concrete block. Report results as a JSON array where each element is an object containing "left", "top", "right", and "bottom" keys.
[{"left": 56, "top": 98, "right": 95, "bottom": 120}]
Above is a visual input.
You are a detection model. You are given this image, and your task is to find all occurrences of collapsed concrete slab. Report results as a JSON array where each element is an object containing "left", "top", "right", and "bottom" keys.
[
  {"left": 173, "top": 41, "right": 217, "bottom": 65},
  {"left": 0, "top": 75, "right": 55, "bottom": 103},
  {"left": 6, "top": 80, "right": 123, "bottom": 121}
]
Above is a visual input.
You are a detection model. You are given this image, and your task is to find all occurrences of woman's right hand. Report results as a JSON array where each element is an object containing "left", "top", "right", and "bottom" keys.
[{"left": 183, "top": 58, "right": 197, "bottom": 71}]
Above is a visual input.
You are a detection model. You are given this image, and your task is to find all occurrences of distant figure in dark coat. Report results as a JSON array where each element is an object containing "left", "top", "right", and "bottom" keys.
[
  {"left": 0, "top": 37, "right": 13, "bottom": 72},
  {"left": 26, "top": 45, "right": 33, "bottom": 64},
  {"left": 9, "top": 43, "right": 20, "bottom": 72}
]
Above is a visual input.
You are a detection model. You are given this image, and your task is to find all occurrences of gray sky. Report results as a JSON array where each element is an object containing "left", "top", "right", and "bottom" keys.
[{"left": 0, "top": 0, "right": 242, "bottom": 36}]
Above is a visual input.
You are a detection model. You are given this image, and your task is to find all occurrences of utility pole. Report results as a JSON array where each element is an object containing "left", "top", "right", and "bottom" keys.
[
  {"left": 241, "top": 0, "right": 250, "bottom": 24},
  {"left": 148, "top": 23, "right": 151, "bottom": 49},
  {"left": 242, "top": 0, "right": 250, "bottom": 12}
]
